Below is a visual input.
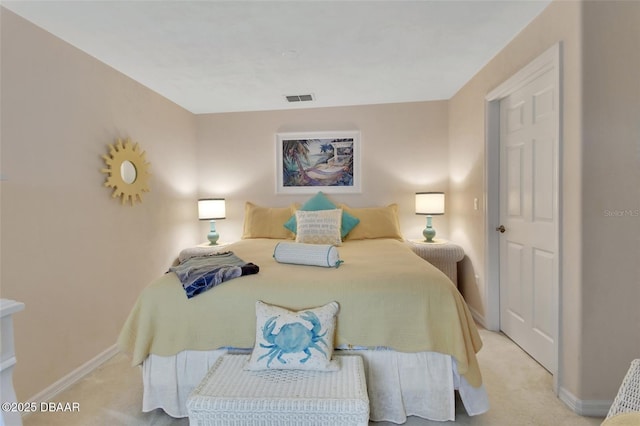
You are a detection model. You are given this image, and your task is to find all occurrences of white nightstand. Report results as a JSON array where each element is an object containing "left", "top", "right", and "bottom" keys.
[
  {"left": 406, "top": 239, "right": 465, "bottom": 286},
  {"left": 197, "top": 241, "right": 231, "bottom": 248},
  {"left": 178, "top": 242, "right": 234, "bottom": 263}
]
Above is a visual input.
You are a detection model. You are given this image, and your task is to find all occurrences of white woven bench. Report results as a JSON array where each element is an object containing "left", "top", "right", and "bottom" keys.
[
  {"left": 186, "top": 354, "right": 369, "bottom": 426},
  {"left": 603, "top": 359, "right": 640, "bottom": 425}
]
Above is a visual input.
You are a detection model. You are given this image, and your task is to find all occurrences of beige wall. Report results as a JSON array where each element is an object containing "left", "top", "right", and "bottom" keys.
[
  {"left": 450, "top": 0, "right": 640, "bottom": 403},
  {"left": 195, "top": 101, "right": 451, "bottom": 242},
  {"left": 0, "top": 9, "right": 200, "bottom": 400},
  {"left": 449, "top": 0, "right": 584, "bottom": 396},
  {"left": 580, "top": 0, "right": 640, "bottom": 400}
]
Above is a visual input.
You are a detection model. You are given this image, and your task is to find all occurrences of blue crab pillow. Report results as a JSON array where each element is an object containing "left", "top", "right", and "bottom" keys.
[{"left": 245, "top": 300, "right": 340, "bottom": 371}]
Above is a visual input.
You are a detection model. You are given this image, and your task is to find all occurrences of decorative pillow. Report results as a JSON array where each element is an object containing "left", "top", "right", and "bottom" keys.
[
  {"left": 246, "top": 301, "right": 340, "bottom": 371},
  {"left": 294, "top": 209, "right": 342, "bottom": 245},
  {"left": 341, "top": 203, "right": 404, "bottom": 241},
  {"left": 283, "top": 192, "right": 359, "bottom": 238},
  {"left": 242, "top": 202, "right": 297, "bottom": 239},
  {"left": 273, "top": 242, "right": 343, "bottom": 268}
]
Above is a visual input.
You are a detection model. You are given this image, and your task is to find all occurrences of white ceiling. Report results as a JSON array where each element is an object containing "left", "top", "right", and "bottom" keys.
[{"left": 2, "top": 1, "right": 551, "bottom": 114}]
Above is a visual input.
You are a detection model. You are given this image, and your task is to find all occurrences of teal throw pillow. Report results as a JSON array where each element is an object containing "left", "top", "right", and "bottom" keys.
[{"left": 284, "top": 192, "right": 360, "bottom": 238}]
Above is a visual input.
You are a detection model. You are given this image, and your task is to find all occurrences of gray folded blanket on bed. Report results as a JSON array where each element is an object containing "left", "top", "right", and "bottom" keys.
[{"left": 168, "top": 251, "right": 259, "bottom": 299}]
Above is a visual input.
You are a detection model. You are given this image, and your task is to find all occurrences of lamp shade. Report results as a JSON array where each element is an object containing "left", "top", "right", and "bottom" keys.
[
  {"left": 415, "top": 192, "right": 445, "bottom": 215},
  {"left": 198, "top": 198, "right": 226, "bottom": 220}
]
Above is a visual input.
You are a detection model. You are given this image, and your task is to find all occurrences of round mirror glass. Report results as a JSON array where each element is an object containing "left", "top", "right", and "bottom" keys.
[{"left": 120, "top": 160, "right": 137, "bottom": 184}]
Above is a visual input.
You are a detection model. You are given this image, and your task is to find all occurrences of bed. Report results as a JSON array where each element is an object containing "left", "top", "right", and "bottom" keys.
[{"left": 117, "top": 200, "right": 489, "bottom": 423}]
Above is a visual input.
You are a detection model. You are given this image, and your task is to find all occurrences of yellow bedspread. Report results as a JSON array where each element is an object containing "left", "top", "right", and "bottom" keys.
[{"left": 117, "top": 238, "right": 483, "bottom": 387}]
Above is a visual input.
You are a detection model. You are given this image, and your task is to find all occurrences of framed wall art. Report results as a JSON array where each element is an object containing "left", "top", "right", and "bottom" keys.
[{"left": 276, "top": 131, "right": 361, "bottom": 194}]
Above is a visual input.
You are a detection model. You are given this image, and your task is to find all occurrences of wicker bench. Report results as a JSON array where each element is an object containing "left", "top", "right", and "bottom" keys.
[
  {"left": 186, "top": 354, "right": 369, "bottom": 426},
  {"left": 602, "top": 359, "right": 640, "bottom": 426}
]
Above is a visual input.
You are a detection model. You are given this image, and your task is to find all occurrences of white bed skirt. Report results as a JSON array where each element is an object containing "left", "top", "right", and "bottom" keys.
[{"left": 142, "top": 349, "right": 488, "bottom": 423}]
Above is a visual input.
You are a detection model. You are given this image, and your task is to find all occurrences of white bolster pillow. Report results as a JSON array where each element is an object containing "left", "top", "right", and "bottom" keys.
[{"left": 273, "top": 242, "right": 343, "bottom": 268}]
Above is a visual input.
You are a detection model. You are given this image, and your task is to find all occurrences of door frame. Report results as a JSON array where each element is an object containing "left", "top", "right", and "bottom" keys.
[{"left": 483, "top": 42, "right": 562, "bottom": 389}]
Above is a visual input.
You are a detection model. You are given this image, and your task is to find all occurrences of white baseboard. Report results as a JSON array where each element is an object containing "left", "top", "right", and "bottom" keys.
[
  {"left": 25, "top": 344, "right": 119, "bottom": 408},
  {"left": 469, "top": 305, "right": 489, "bottom": 329},
  {"left": 559, "top": 386, "right": 612, "bottom": 417}
]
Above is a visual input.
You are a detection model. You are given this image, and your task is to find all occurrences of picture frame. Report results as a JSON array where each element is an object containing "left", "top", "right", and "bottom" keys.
[{"left": 276, "top": 131, "right": 361, "bottom": 194}]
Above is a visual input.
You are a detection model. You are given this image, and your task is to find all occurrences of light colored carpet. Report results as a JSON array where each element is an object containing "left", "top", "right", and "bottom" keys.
[{"left": 22, "top": 329, "right": 604, "bottom": 426}]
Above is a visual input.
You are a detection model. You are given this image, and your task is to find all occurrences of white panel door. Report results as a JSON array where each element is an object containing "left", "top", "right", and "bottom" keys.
[{"left": 499, "top": 67, "right": 558, "bottom": 372}]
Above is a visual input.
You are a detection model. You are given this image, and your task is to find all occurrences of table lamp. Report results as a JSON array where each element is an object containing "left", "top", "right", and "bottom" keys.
[
  {"left": 198, "top": 198, "right": 226, "bottom": 245},
  {"left": 415, "top": 192, "right": 444, "bottom": 243}
]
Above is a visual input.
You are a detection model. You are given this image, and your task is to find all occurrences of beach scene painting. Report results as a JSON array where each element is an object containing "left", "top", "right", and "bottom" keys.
[{"left": 276, "top": 131, "right": 361, "bottom": 194}]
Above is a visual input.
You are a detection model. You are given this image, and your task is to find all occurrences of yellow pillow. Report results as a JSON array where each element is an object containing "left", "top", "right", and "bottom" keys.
[
  {"left": 341, "top": 204, "right": 404, "bottom": 241},
  {"left": 241, "top": 202, "right": 298, "bottom": 239}
]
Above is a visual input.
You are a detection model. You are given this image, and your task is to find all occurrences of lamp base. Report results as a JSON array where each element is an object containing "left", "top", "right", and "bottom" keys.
[
  {"left": 422, "top": 215, "right": 436, "bottom": 243},
  {"left": 423, "top": 227, "right": 436, "bottom": 243},
  {"left": 207, "top": 220, "right": 220, "bottom": 245}
]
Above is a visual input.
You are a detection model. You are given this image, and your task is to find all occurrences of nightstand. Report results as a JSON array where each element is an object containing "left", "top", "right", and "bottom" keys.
[
  {"left": 178, "top": 242, "right": 233, "bottom": 263},
  {"left": 406, "top": 239, "right": 465, "bottom": 286},
  {"left": 197, "top": 241, "right": 231, "bottom": 248}
]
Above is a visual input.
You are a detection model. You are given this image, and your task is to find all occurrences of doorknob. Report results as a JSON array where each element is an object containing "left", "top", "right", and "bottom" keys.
[{"left": 496, "top": 225, "right": 506, "bottom": 233}]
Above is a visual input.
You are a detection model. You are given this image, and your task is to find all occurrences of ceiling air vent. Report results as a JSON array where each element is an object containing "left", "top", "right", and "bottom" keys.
[{"left": 285, "top": 94, "right": 314, "bottom": 103}]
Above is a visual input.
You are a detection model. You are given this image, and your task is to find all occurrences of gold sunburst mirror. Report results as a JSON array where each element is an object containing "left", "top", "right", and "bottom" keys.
[{"left": 101, "top": 138, "right": 151, "bottom": 205}]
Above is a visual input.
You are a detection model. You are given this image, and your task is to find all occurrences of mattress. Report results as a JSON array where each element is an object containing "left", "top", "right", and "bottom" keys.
[{"left": 118, "top": 238, "right": 483, "bottom": 387}]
